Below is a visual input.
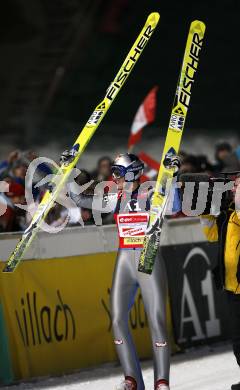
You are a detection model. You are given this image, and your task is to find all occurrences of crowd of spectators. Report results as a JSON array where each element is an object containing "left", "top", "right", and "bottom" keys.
[
  {"left": 179, "top": 142, "right": 240, "bottom": 176},
  {"left": 0, "top": 150, "right": 54, "bottom": 232},
  {"left": 0, "top": 142, "right": 240, "bottom": 233}
]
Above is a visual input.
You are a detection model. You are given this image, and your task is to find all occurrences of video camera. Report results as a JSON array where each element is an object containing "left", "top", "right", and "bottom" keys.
[{"left": 179, "top": 171, "right": 240, "bottom": 215}]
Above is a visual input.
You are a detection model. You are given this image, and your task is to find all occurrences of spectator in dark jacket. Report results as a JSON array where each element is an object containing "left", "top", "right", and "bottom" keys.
[{"left": 214, "top": 142, "right": 240, "bottom": 173}]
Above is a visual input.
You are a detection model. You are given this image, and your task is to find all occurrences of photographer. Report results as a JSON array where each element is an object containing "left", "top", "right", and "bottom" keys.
[{"left": 198, "top": 173, "right": 240, "bottom": 390}]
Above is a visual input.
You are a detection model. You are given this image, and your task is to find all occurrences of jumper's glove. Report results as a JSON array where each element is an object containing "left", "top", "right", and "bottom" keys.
[
  {"left": 163, "top": 154, "right": 181, "bottom": 176},
  {"left": 60, "top": 149, "right": 78, "bottom": 166}
]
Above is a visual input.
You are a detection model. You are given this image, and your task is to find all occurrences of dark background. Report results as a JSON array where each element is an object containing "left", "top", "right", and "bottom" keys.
[{"left": 0, "top": 0, "right": 239, "bottom": 147}]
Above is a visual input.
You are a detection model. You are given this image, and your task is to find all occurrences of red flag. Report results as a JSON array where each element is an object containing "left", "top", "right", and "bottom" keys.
[
  {"left": 128, "top": 86, "right": 158, "bottom": 150},
  {"left": 138, "top": 151, "right": 160, "bottom": 182}
]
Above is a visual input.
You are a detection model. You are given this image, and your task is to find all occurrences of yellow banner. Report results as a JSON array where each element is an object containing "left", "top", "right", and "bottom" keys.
[{"left": 0, "top": 253, "right": 176, "bottom": 381}]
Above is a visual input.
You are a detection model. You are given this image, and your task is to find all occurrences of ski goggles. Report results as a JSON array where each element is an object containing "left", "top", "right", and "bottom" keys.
[
  {"left": 111, "top": 165, "right": 127, "bottom": 179},
  {"left": 111, "top": 163, "right": 144, "bottom": 181}
]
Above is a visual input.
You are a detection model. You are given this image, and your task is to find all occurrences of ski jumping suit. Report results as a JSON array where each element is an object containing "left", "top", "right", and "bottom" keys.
[{"left": 72, "top": 186, "right": 178, "bottom": 389}]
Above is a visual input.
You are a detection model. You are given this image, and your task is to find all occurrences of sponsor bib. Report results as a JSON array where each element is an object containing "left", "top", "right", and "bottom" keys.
[{"left": 116, "top": 213, "right": 149, "bottom": 249}]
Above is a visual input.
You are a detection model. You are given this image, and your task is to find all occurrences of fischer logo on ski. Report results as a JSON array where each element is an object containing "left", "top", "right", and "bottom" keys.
[
  {"left": 106, "top": 17, "right": 158, "bottom": 102},
  {"left": 138, "top": 20, "right": 206, "bottom": 275}
]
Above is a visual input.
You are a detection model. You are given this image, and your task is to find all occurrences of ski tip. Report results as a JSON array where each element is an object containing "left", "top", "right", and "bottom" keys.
[
  {"left": 190, "top": 20, "right": 206, "bottom": 33},
  {"left": 2, "top": 265, "right": 15, "bottom": 273},
  {"left": 147, "top": 12, "right": 160, "bottom": 26},
  {"left": 2, "top": 257, "right": 19, "bottom": 273},
  {"left": 138, "top": 265, "right": 153, "bottom": 275}
]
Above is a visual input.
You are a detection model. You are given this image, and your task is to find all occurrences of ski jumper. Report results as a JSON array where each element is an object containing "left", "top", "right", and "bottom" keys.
[{"left": 72, "top": 186, "right": 177, "bottom": 389}]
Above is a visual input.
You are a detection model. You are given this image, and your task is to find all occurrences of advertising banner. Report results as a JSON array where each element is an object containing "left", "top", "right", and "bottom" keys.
[
  {"left": 0, "top": 252, "right": 174, "bottom": 381},
  {"left": 162, "top": 242, "right": 231, "bottom": 347}
]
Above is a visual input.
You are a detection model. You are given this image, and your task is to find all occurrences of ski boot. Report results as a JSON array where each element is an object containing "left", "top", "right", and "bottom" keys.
[
  {"left": 155, "top": 379, "right": 169, "bottom": 390},
  {"left": 232, "top": 383, "right": 240, "bottom": 390},
  {"left": 116, "top": 376, "right": 137, "bottom": 390}
]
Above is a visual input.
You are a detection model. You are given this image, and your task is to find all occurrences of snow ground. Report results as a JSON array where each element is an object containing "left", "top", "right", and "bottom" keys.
[{"left": 3, "top": 344, "right": 240, "bottom": 390}]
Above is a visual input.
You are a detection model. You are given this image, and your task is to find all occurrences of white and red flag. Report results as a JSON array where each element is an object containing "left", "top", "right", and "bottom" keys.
[{"left": 128, "top": 86, "right": 158, "bottom": 150}]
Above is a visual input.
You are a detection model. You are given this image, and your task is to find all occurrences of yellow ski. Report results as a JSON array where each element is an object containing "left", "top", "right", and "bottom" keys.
[
  {"left": 138, "top": 20, "right": 206, "bottom": 274},
  {"left": 3, "top": 12, "right": 160, "bottom": 273}
]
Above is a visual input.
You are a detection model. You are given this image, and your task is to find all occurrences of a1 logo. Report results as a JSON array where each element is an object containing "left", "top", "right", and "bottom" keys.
[{"left": 127, "top": 199, "right": 142, "bottom": 212}]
